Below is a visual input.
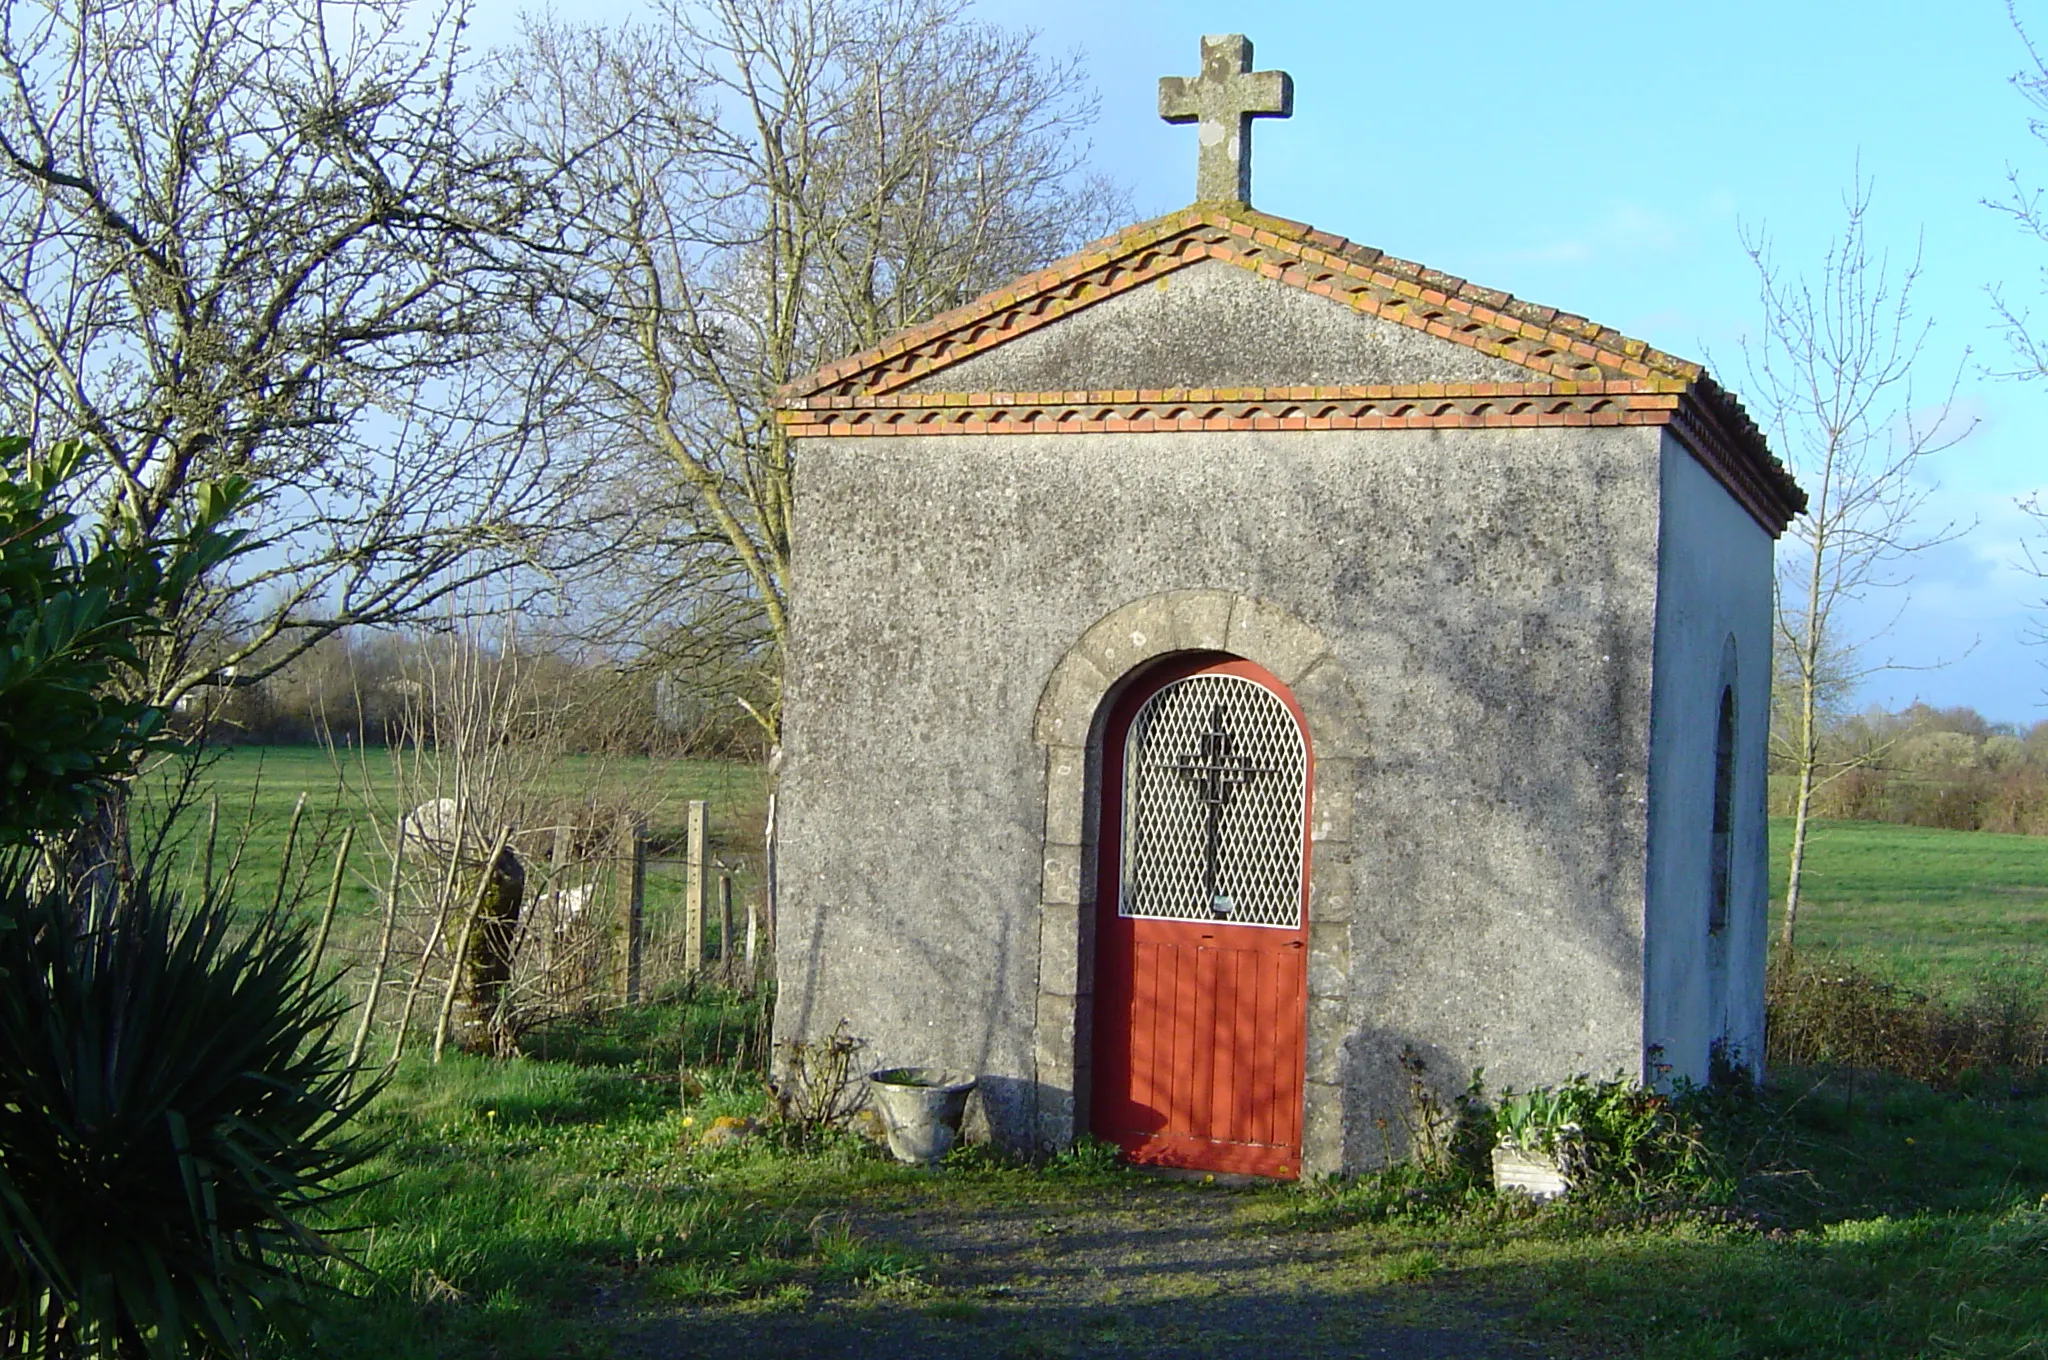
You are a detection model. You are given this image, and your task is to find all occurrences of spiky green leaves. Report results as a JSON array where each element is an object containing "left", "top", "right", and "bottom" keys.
[{"left": 0, "top": 870, "right": 382, "bottom": 1357}]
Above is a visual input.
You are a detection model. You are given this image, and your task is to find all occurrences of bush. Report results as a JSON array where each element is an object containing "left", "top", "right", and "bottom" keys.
[
  {"left": 1494, "top": 1073, "right": 1729, "bottom": 1201},
  {"left": 1766, "top": 951, "right": 2048, "bottom": 1085},
  {"left": 0, "top": 865, "right": 380, "bottom": 1357},
  {"left": 0, "top": 441, "right": 247, "bottom": 844}
]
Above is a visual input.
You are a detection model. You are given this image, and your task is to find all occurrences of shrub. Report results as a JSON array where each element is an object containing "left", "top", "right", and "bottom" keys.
[
  {"left": 1766, "top": 951, "right": 2048, "bottom": 1085},
  {"left": 0, "top": 865, "right": 380, "bottom": 1357},
  {"left": 1043, "top": 1135, "right": 1126, "bottom": 1178},
  {"left": 0, "top": 441, "right": 248, "bottom": 844},
  {"left": 1493, "top": 1074, "right": 1728, "bottom": 1201},
  {"left": 767, "top": 1020, "right": 867, "bottom": 1147}
]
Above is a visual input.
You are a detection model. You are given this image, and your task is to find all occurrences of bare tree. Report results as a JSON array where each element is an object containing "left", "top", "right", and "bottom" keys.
[
  {"left": 1991, "top": 2, "right": 2048, "bottom": 693},
  {"left": 1742, "top": 180, "right": 1973, "bottom": 949},
  {"left": 493, "top": 0, "right": 1126, "bottom": 738},
  {"left": 0, "top": 0, "right": 590, "bottom": 720}
]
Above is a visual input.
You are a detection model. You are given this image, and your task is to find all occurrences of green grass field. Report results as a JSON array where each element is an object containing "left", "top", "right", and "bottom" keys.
[
  {"left": 1765, "top": 817, "right": 2048, "bottom": 1000},
  {"left": 165, "top": 757, "right": 2048, "bottom": 1357},
  {"left": 160, "top": 750, "right": 2048, "bottom": 1006},
  {"left": 165, "top": 756, "right": 2048, "bottom": 979},
  {"left": 144, "top": 743, "right": 770, "bottom": 952}
]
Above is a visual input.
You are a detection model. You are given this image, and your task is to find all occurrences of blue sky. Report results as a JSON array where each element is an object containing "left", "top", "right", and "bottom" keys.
[{"left": 479, "top": 0, "right": 2048, "bottom": 722}]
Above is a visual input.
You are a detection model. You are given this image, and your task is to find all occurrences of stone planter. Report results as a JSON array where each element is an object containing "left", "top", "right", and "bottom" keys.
[
  {"left": 868, "top": 1068, "right": 977, "bottom": 1165},
  {"left": 1491, "top": 1143, "right": 1571, "bottom": 1201}
]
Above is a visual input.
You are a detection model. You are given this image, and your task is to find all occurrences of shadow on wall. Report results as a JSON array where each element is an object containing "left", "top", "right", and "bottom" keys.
[
  {"left": 961, "top": 1074, "right": 1038, "bottom": 1148},
  {"left": 786, "top": 430, "right": 1732, "bottom": 1165},
  {"left": 778, "top": 886, "right": 1041, "bottom": 1155},
  {"left": 1339, "top": 1028, "right": 1481, "bottom": 1167}
]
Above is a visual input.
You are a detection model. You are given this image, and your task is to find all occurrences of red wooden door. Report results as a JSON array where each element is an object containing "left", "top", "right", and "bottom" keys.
[{"left": 1090, "top": 654, "right": 1312, "bottom": 1179}]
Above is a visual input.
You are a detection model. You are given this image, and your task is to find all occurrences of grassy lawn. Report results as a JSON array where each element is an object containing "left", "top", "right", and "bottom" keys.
[
  {"left": 292, "top": 1002, "right": 2048, "bottom": 1360},
  {"left": 1765, "top": 817, "right": 2048, "bottom": 1000},
  {"left": 1312, "top": 1066, "right": 2048, "bottom": 1357},
  {"left": 165, "top": 766, "right": 2048, "bottom": 1357},
  {"left": 296, "top": 991, "right": 925, "bottom": 1359},
  {"left": 142, "top": 745, "right": 771, "bottom": 981}
]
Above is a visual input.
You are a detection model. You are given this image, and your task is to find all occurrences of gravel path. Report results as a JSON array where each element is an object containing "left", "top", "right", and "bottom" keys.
[{"left": 627, "top": 1180, "right": 1586, "bottom": 1360}]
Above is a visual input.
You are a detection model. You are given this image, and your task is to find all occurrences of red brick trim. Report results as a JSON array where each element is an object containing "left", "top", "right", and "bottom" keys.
[
  {"left": 781, "top": 205, "right": 1708, "bottom": 405},
  {"left": 779, "top": 383, "right": 1804, "bottom": 538},
  {"left": 779, "top": 385, "right": 1669, "bottom": 430},
  {"left": 788, "top": 379, "right": 1673, "bottom": 413}
]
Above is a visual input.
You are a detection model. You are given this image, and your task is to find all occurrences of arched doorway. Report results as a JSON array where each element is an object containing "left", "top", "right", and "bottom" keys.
[{"left": 1089, "top": 653, "right": 1312, "bottom": 1178}]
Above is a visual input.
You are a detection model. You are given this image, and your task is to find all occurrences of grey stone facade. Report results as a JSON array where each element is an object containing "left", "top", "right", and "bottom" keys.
[{"left": 774, "top": 203, "right": 1800, "bottom": 1175}]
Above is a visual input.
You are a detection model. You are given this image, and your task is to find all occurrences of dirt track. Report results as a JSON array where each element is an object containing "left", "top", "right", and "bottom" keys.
[{"left": 628, "top": 1180, "right": 1586, "bottom": 1360}]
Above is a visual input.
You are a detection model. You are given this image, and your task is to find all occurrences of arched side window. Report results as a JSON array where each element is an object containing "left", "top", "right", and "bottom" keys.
[{"left": 1708, "top": 683, "right": 1736, "bottom": 935}]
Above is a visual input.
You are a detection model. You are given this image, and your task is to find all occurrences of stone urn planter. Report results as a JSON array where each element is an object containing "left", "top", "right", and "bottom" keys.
[{"left": 868, "top": 1068, "right": 977, "bottom": 1165}]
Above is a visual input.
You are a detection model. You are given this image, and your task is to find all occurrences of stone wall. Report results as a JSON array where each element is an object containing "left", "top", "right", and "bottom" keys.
[
  {"left": 1641, "top": 432, "right": 1775, "bottom": 1082},
  {"left": 777, "top": 423, "right": 1668, "bottom": 1172},
  {"left": 932, "top": 258, "right": 1533, "bottom": 392}
]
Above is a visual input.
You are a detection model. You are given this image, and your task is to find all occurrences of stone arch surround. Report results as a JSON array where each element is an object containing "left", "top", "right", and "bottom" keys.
[{"left": 1029, "top": 590, "right": 1369, "bottom": 1174}]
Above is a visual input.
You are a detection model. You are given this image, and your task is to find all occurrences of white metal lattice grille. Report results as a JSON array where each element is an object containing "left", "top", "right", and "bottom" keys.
[{"left": 1120, "top": 674, "right": 1307, "bottom": 929}]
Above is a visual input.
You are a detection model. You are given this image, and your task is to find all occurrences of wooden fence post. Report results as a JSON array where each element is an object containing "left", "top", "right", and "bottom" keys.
[
  {"left": 547, "top": 821, "right": 575, "bottom": 1007},
  {"left": 684, "top": 800, "right": 707, "bottom": 976},
  {"left": 763, "top": 791, "right": 778, "bottom": 953},
  {"left": 745, "top": 897, "right": 759, "bottom": 987},
  {"left": 615, "top": 813, "right": 646, "bottom": 1004},
  {"left": 348, "top": 820, "right": 405, "bottom": 1072},
  {"left": 717, "top": 872, "right": 733, "bottom": 974},
  {"left": 550, "top": 822, "right": 574, "bottom": 897}
]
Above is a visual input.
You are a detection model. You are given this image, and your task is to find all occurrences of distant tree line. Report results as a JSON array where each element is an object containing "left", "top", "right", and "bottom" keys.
[
  {"left": 1769, "top": 703, "right": 2048, "bottom": 835},
  {"left": 193, "top": 627, "right": 768, "bottom": 759}
]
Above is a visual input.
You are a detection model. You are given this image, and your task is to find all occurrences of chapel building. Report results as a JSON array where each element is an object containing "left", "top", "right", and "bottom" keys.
[{"left": 770, "top": 36, "right": 1803, "bottom": 1177}]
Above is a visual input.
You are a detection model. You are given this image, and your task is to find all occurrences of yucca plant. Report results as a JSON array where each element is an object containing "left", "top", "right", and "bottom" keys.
[{"left": 0, "top": 861, "right": 382, "bottom": 1357}]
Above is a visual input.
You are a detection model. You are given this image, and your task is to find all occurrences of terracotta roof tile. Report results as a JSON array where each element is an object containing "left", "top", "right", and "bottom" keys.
[{"left": 778, "top": 202, "right": 1802, "bottom": 529}]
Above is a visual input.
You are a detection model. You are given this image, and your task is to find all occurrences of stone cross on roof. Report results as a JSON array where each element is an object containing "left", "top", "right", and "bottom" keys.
[{"left": 1158, "top": 34, "right": 1293, "bottom": 207}]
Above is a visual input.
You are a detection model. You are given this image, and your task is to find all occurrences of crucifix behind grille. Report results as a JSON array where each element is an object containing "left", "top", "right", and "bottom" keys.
[{"left": 1120, "top": 674, "right": 1307, "bottom": 928}]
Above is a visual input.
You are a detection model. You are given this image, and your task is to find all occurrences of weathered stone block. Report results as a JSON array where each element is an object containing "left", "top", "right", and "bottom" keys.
[
  {"left": 1043, "top": 745, "right": 1088, "bottom": 845},
  {"left": 1306, "top": 846, "right": 1354, "bottom": 923},
  {"left": 1075, "top": 620, "right": 1160, "bottom": 680},
  {"left": 1034, "top": 1090, "right": 1076, "bottom": 1155},
  {"left": 1165, "top": 589, "right": 1235, "bottom": 651},
  {"left": 1091, "top": 594, "right": 1183, "bottom": 658},
  {"left": 1034, "top": 992, "right": 1079, "bottom": 1077},
  {"left": 1308, "top": 919, "right": 1349, "bottom": 999},
  {"left": 1034, "top": 651, "right": 1112, "bottom": 745},
  {"left": 1037, "top": 903, "right": 1090, "bottom": 998},
  {"left": 1305, "top": 997, "right": 1349, "bottom": 1083},
  {"left": 1227, "top": 596, "right": 1332, "bottom": 686},
  {"left": 1041, "top": 842, "right": 1083, "bottom": 908},
  {"left": 1302, "top": 1079, "right": 1346, "bottom": 1176},
  {"left": 1311, "top": 756, "right": 1358, "bottom": 844}
]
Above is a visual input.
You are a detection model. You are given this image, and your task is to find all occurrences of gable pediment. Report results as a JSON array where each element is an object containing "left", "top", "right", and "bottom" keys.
[
  {"left": 779, "top": 204, "right": 1806, "bottom": 536},
  {"left": 909, "top": 258, "right": 1536, "bottom": 394},
  {"left": 921, "top": 259, "right": 1540, "bottom": 393},
  {"left": 784, "top": 205, "right": 1701, "bottom": 405}
]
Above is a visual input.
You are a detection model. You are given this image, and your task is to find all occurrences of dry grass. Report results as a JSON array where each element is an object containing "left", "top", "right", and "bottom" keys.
[{"left": 1766, "top": 950, "right": 2048, "bottom": 1088}]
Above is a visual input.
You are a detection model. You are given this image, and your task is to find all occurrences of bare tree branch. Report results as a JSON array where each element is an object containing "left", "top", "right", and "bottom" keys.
[
  {"left": 1740, "top": 173, "right": 1976, "bottom": 948},
  {"left": 1992, "top": 1, "right": 2048, "bottom": 704},
  {"left": 490, "top": 0, "right": 1128, "bottom": 739},
  {"left": 0, "top": 0, "right": 599, "bottom": 716}
]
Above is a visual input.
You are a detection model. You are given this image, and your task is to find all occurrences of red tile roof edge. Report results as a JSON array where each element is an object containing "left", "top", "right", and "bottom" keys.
[{"left": 777, "top": 203, "right": 1804, "bottom": 529}]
